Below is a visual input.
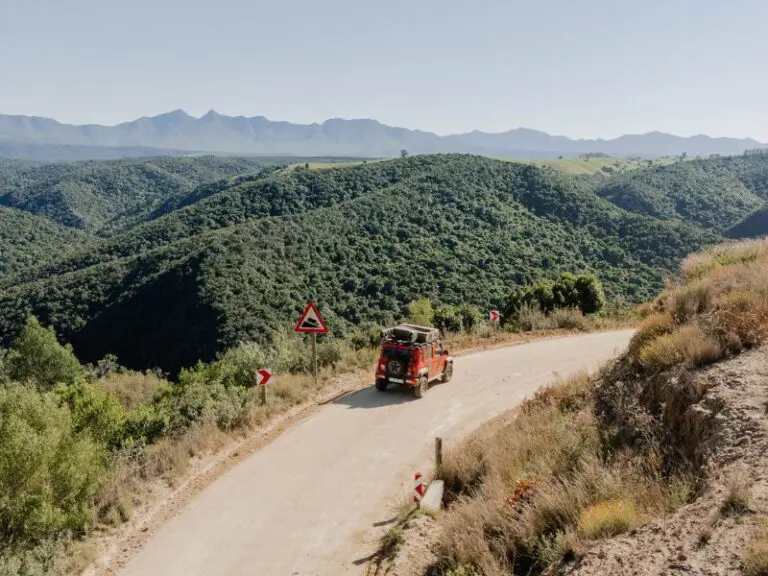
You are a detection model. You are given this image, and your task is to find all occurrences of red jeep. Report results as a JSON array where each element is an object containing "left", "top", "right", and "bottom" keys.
[{"left": 375, "top": 324, "right": 454, "bottom": 398}]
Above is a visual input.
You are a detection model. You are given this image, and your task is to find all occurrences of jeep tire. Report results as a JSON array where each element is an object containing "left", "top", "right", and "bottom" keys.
[
  {"left": 375, "top": 378, "right": 388, "bottom": 392},
  {"left": 413, "top": 376, "right": 428, "bottom": 399},
  {"left": 442, "top": 362, "right": 453, "bottom": 383}
]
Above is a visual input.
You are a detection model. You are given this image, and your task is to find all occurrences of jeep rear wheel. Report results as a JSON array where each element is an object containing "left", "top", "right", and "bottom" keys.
[
  {"left": 441, "top": 363, "right": 453, "bottom": 383},
  {"left": 375, "top": 378, "right": 388, "bottom": 392},
  {"left": 413, "top": 376, "right": 428, "bottom": 399}
]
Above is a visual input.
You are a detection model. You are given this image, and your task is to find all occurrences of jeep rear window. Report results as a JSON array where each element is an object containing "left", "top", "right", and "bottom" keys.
[{"left": 382, "top": 347, "right": 412, "bottom": 362}]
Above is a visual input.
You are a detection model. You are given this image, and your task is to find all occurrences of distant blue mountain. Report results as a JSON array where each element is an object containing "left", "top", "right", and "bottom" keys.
[{"left": 0, "top": 110, "right": 763, "bottom": 160}]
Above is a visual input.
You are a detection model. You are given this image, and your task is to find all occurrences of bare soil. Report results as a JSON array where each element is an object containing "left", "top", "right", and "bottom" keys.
[{"left": 561, "top": 346, "right": 768, "bottom": 576}]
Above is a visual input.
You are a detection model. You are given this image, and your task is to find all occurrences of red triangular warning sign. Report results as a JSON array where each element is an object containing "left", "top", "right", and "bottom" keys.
[{"left": 294, "top": 300, "right": 330, "bottom": 334}]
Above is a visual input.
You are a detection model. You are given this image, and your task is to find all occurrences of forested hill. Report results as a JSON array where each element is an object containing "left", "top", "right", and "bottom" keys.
[
  {"left": 0, "top": 155, "right": 363, "bottom": 232},
  {"left": 4, "top": 152, "right": 768, "bottom": 374},
  {"left": 595, "top": 152, "right": 768, "bottom": 232}
]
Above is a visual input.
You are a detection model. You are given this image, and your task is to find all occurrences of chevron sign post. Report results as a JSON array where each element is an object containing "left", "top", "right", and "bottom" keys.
[{"left": 256, "top": 368, "right": 272, "bottom": 405}]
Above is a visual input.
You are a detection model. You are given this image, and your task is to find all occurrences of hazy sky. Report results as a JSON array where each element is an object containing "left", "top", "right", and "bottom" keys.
[{"left": 1, "top": 0, "right": 766, "bottom": 139}]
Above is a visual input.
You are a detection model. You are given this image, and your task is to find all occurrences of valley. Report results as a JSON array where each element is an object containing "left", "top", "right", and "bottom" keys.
[{"left": 3, "top": 150, "right": 768, "bottom": 575}]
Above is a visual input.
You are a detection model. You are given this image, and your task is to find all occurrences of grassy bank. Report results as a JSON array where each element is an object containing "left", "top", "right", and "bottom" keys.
[{"left": 427, "top": 239, "right": 768, "bottom": 576}]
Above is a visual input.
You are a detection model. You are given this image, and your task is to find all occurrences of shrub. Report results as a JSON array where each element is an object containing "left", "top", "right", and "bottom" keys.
[
  {"left": 457, "top": 304, "right": 482, "bottom": 333},
  {"left": 577, "top": 498, "right": 638, "bottom": 539},
  {"left": 7, "top": 316, "right": 83, "bottom": 391},
  {"left": 55, "top": 380, "right": 128, "bottom": 449},
  {"left": 208, "top": 342, "right": 272, "bottom": 388},
  {"left": 574, "top": 273, "right": 605, "bottom": 314},
  {"left": 505, "top": 273, "right": 605, "bottom": 323},
  {"left": 407, "top": 298, "right": 434, "bottom": 326},
  {"left": 350, "top": 322, "right": 382, "bottom": 350},
  {"left": 0, "top": 384, "right": 105, "bottom": 543},
  {"left": 550, "top": 308, "right": 586, "bottom": 330},
  {"left": 163, "top": 372, "right": 255, "bottom": 433},
  {"left": 516, "top": 302, "right": 552, "bottom": 332},
  {"left": 317, "top": 339, "right": 346, "bottom": 369},
  {"left": 434, "top": 305, "right": 463, "bottom": 333}
]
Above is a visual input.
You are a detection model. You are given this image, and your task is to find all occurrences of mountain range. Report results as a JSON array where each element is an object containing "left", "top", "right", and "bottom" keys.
[{"left": 0, "top": 110, "right": 765, "bottom": 161}]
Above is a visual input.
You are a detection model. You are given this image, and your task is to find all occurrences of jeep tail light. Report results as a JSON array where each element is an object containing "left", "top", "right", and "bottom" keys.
[{"left": 409, "top": 353, "right": 419, "bottom": 374}]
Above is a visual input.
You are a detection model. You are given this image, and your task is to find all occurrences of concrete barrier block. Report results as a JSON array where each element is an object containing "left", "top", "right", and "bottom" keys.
[{"left": 420, "top": 480, "right": 444, "bottom": 512}]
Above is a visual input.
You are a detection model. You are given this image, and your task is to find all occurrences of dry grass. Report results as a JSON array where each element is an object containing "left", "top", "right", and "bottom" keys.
[
  {"left": 743, "top": 522, "right": 768, "bottom": 576},
  {"left": 723, "top": 468, "right": 752, "bottom": 516},
  {"left": 433, "top": 372, "right": 691, "bottom": 576},
  {"left": 97, "top": 371, "right": 167, "bottom": 409},
  {"left": 697, "top": 509, "right": 719, "bottom": 546},
  {"left": 629, "top": 240, "right": 768, "bottom": 374},
  {"left": 150, "top": 417, "right": 238, "bottom": 480},
  {"left": 681, "top": 239, "right": 768, "bottom": 280},
  {"left": 516, "top": 305, "right": 590, "bottom": 333},
  {"left": 638, "top": 325, "right": 721, "bottom": 372},
  {"left": 578, "top": 498, "right": 638, "bottom": 539}
]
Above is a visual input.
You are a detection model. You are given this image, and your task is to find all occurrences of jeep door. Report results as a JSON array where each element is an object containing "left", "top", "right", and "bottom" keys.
[{"left": 432, "top": 342, "right": 445, "bottom": 378}]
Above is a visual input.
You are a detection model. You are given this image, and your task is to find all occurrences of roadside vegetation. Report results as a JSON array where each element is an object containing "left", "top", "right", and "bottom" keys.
[
  {"left": 428, "top": 239, "right": 768, "bottom": 576},
  {"left": 0, "top": 278, "right": 625, "bottom": 574}
]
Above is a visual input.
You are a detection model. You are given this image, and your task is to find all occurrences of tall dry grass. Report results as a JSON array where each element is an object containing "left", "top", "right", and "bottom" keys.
[
  {"left": 628, "top": 239, "right": 768, "bottom": 374},
  {"left": 434, "top": 372, "right": 692, "bottom": 576}
]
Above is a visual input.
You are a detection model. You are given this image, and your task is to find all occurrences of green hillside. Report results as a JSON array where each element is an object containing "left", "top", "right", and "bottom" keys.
[
  {"left": 0, "top": 155, "right": 719, "bottom": 374},
  {"left": 728, "top": 205, "right": 768, "bottom": 239},
  {"left": 0, "top": 207, "right": 98, "bottom": 279},
  {"left": 526, "top": 156, "right": 675, "bottom": 175},
  {"left": 595, "top": 153, "right": 768, "bottom": 232}
]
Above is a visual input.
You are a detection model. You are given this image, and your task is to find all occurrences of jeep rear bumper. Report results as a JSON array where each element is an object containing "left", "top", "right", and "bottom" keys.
[{"left": 376, "top": 374, "right": 417, "bottom": 386}]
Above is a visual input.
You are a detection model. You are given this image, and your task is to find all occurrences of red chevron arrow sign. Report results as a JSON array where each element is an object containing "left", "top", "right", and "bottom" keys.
[{"left": 257, "top": 369, "right": 272, "bottom": 387}]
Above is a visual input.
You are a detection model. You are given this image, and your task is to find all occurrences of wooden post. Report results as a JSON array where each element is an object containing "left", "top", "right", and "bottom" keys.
[
  {"left": 260, "top": 382, "right": 267, "bottom": 406},
  {"left": 312, "top": 333, "right": 318, "bottom": 385},
  {"left": 435, "top": 437, "right": 443, "bottom": 473}
]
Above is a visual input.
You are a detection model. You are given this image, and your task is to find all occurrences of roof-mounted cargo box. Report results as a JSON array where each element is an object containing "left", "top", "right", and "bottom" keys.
[{"left": 383, "top": 324, "right": 440, "bottom": 344}]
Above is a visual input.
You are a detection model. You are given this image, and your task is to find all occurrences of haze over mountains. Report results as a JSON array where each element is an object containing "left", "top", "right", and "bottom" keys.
[{"left": 0, "top": 110, "right": 765, "bottom": 161}]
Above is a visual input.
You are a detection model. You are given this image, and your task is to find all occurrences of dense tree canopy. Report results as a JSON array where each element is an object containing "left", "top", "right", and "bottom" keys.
[{"left": 4, "top": 152, "right": 768, "bottom": 373}]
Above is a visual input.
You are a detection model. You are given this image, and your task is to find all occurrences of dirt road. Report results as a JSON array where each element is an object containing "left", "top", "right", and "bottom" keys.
[{"left": 118, "top": 330, "right": 634, "bottom": 576}]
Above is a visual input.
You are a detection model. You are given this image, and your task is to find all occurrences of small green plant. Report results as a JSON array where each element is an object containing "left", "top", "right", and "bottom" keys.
[{"left": 380, "top": 524, "right": 405, "bottom": 561}]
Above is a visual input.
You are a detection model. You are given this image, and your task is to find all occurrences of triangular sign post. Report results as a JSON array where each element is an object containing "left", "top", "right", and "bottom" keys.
[
  {"left": 294, "top": 300, "right": 330, "bottom": 334},
  {"left": 295, "top": 300, "right": 329, "bottom": 386}
]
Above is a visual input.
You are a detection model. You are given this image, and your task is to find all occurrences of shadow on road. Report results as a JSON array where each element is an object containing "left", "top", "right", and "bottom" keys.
[{"left": 331, "top": 385, "right": 415, "bottom": 410}]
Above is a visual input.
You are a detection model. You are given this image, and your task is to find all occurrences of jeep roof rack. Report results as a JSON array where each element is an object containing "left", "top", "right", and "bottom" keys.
[{"left": 382, "top": 324, "right": 440, "bottom": 344}]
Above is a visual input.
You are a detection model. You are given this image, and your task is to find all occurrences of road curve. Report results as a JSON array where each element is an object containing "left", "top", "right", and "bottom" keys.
[{"left": 119, "top": 330, "right": 634, "bottom": 576}]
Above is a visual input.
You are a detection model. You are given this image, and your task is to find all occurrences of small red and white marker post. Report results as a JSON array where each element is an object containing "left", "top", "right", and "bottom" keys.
[
  {"left": 414, "top": 472, "right": 426, "bottom": 504},
  {"left": 489, "top": 310, "right": 500, "bottom": 324}
]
